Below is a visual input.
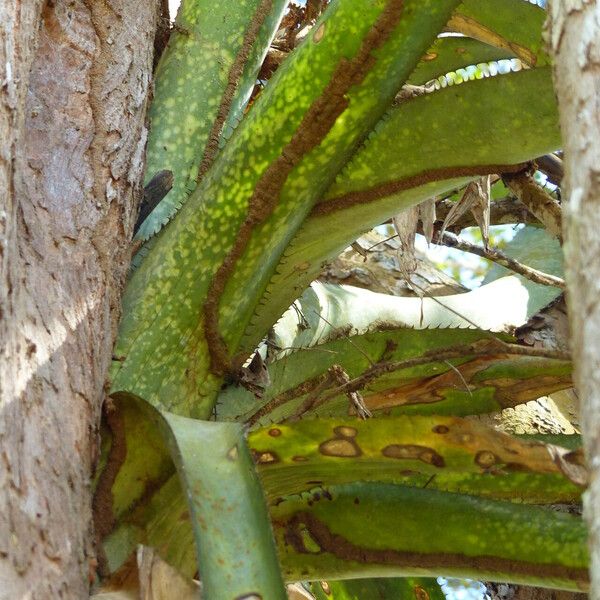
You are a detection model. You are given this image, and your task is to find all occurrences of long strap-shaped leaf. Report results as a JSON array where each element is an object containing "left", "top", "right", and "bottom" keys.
[
  {"left": 240, "top": 67, "right": 561, "bottom": 351},
  {"left": 136, "top": 0, "right": 288, "bottom": 241},
  {"left": 269, "top": 279, "right": 547, "bottom": 350},
  {"left": 100, "top": 399, "right": 583, "bottom": 580},
  {"left": 216, "top": 281, "right": 570, "bottom": 423},
  {"left": 107, "top": 473, "right": 586, "bottom": 589},
  {"left": 272, "top": 482, "right": 587, "bottom": 589},
  {"left": 139, "top": 0, "right": 548, "bottom": 241},
  {"left": 310, "top": 577, "right": 446, "bottom": 600},
  {"left": 408, "top": 36, "right": 515, "bottom": 86},
  {"left": 103, "top": 393, "right": 286, "bottom": 599},
  {"left": 101, "top": 404, "right": 581, "bottom": 548},
  {"left": 247, "top": 417, "right": 580, "bottom": 503},
  {"left": 112, "top": 0, "right": 463, "bottom": 418},
  {"left": 450, "top": 0, "right": 549, "bottom": 68}
]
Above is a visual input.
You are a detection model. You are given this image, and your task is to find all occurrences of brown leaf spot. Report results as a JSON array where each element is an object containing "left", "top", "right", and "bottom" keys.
[
  {"left": 257, "top": 451, "right": 279, "bottom": 464},
  {"left": 422, "top": 52, "right": 437, "bottom": 61},
  {"left": 320, "top": 581, "right": 331, "bottom": 595},
  {"left": 334, "top": 425, "right": 358, "bottom": 438},
  {"left": 414, "top": 586, "right": 430, "bottom": 600},
  {"left": 432, "top": 424, "right": 449, "bottom": 434},
  {"left": 382, "top": 444, "right": 445, "bottom": 467},
  {"left": 319, "top": 438, "right": 361, "bottom": 457},
  {"left": 313, "top": 22, "right": 325, "bottom": 43},
  {"left": 475, "top": 450, "right": 497, "bottom": 468},
  {"left": 227, "top": 445, "right": 239, "bottom": 461},
  {"left": 292, "top": 455, "right": 309, "bottom": 462},
  {"left": 268, "top": 428, "right": 282, "bottom": 437},
  {"left": 235, "top": 594, "right": 262, "bottom": 600}
]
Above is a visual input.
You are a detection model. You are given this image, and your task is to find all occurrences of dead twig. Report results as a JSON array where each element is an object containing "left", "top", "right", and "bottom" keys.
[
  {"left": 329, "top": 364, "right": 371, "bottom": 419},
  {"left": 436, "top": 231, "right": 566, "bottom": 289},
  {"left": 288, "top": 364, "right": 372, "bottom": 421}
]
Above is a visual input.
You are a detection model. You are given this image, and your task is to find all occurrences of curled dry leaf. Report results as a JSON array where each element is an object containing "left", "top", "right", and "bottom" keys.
[
  {"left": 238, "top": 351, "right": 271, "bottom": 398},
  {"left": 392, "top": 205, "right": 419, "bottom": 277},
  {"left": 419, "top": 197, "right": 437, "bottom": 245},
  {"left": 470, "top": 175, "right": 491, "bottom": 248},
  {"left": 440, "top": 176, "right": 491, "bottom": 247}
]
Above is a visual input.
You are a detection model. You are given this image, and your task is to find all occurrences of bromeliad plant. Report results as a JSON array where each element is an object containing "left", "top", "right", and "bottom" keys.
[{"left": 96, "top": 1, "right": 588, "bottom": 598}]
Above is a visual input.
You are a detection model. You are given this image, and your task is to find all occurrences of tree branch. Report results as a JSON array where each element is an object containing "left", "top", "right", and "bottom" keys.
[
  {"left": 503, "top": 171, "right": 563, "bottom": 241},
  {"left": 436, "top": 231, "right": 566, "bottom": 289},
  {"left": 535, "top": 153, "right": 564, "bottom": 187}
]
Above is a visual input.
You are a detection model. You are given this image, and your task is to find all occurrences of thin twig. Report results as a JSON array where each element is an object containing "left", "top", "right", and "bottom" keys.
[
  {"left": 288, "top": 364, "right": 372, "bottom": 421},
  {"left": 366, "top": 233, "right": 399, "bottom": 251},
  {"left": 246, "top": 372, "right": 329, "bottom": 427},
  {"left": 329, "top": 364, "right": 371, "bottom": 419},
  {"left": 407, "top": 278, "right": 492, "bottom": 330},
  {"left": 437, "top": 231, "right": 566, "bottom": 289},
  {"left": 443, "top": 359, "right": 473, "bottom": 397},
  {"left": 288, "top": 369, "right": 336, "bottom": 421}
]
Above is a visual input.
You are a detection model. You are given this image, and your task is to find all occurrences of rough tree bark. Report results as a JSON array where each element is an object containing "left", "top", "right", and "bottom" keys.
[
  {"left": 548, "top": 2, "right": 600, "bottom": 598},
  {"left": 0, "top": 0, "right": 159, "bottom": 597}
]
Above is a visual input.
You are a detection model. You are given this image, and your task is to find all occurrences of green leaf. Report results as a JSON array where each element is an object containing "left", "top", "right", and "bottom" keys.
[
  {"left": 105, "top": 393, "right": 286, "bottom": 600},
  {"left": 450, "top": 0, "right": 549, "bottom": 67},
  {"left": 247, "top": 417, "right": 580, "bottom": 503},
  {"left": 310, "top": 577, "right": 446, "bottom": 600},
  {"left": 101, "top": 402, "right": 582, "bottom": 579},
  {"left": 241, "top": 67, "right": 561, "bottom": 352},
  {"left": 217, "top": 281, "right": 570, "bottom": 423},
  {"left": 112, "top": 0, "right": 463, "bottom": 418},
  {"left": 484, "top": 225, "right": 564, "bottom": 313},
  {"left": 409, "top": 37, "right": 514, "bottom": 86},
  {"left": 136, "top": 0, "right": 288, "bottom": 241},
  {"left": 273, "top": 483, "right": 587, "bottom": 589}
]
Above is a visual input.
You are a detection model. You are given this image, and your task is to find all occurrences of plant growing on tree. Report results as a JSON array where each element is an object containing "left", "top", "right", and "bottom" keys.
[{"left": 94, "top": 1, "right": 588, "bottom": 598}]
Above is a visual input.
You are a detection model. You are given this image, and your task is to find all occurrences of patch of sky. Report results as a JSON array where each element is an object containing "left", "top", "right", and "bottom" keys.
[
  {"left": 439, "top": 577, "right": 487, "bottom": 600},
  {"left": 416, "top": 224, "right": 523, "bottom": 289}
]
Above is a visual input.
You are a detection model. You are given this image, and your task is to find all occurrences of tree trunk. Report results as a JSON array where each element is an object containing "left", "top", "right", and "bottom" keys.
[
  {"left": 0, "top": 0, "right": 158, "bottom": 596},
  {"left": 548, "top": 2, "right": 600, "bottom": 598}
]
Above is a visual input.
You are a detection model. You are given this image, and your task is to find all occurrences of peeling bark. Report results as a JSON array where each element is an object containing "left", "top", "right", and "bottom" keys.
[
  {"left": 548, "top": 2, "right": 600, "bottom": 598},
  {"left": 0, "top": 0, "right": 158, "bottom": 596}
]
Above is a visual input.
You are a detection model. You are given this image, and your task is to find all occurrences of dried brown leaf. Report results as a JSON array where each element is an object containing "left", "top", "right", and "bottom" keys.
[
  {"left": 392, "top": 205, "right": 419, "bottom": 277},
  {"left": 470, "top": 175, "right": 491, "bottom": 249},
  {"left": 440, "top": 176, "right": 490, "bottom": 244},
  {"left": 419, "top": 197, "right": 437, "bottom": 245}
]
